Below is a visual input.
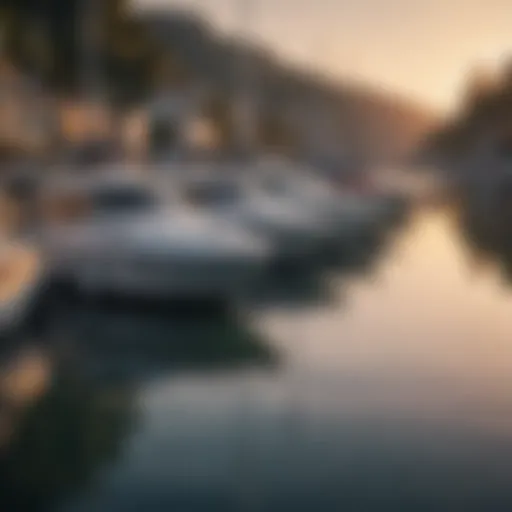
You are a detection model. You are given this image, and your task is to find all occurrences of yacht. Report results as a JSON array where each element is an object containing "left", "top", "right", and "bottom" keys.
[
  {"left": 180, "top": 171, "right": 331, "bottom": 264},
  {"left": 37, "top": 172, "right": 270, "bottom": 304},
  {"left": 247, "top": 159, "right": 384, "bottom": 248}
]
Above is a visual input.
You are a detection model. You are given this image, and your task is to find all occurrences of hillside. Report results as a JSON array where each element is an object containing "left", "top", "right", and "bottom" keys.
[
  {"left": 0, "top": 1, "right": 435, "bottom": 169},
  {"left": 139, "top": 8, "right": 436, "bottom": 168}
]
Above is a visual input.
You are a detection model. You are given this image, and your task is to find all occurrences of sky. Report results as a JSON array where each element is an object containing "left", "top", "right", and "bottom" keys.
[{"left": 136, "top": 0, "right": 512, "bottom": 113}]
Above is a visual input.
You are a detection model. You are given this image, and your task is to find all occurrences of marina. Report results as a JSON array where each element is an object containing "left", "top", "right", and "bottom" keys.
[
  {"left": 0, "top": 0, "right": 510, "bottom": 510},
  {"left": 4, "top": 205, "right": 512, "bottom": 510}
]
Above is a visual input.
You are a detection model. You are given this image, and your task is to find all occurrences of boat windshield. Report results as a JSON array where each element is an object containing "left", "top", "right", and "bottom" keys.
[
  {"left": 92, "top": 185, "right": 161, "bottom": 214},
  {"left": 185, "top": 180, "right": 243, "bottom": 206},
  {"left": 258, "top": 175, "right": 289, "bottom": 195}
]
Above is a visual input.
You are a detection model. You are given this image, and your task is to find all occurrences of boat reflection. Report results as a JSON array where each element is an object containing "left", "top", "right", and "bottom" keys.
[
  {"left": 248, "top": 268, "right": 337, "bottom": 311},
  {"left": 248, "top": 228, "right": 391, "bottom": 311},
  {"left": 0, "top": 300, "right": 277, "bottom": 511},
  {"left": 0, "top": 343, "right": 138, "bottom": 511},
  {"left": 458, "top": 187, "right": 512, "bottom": 283}
]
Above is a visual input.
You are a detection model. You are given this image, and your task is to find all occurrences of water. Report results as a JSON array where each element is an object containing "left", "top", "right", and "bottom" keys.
[{"left": 4, "top": 207, "right": 512, "bottom": 511}]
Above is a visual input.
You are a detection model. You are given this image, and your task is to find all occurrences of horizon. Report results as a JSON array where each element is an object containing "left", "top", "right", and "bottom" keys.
[{"left": 134, "top": 0, "right": 512, "bottom": 116}]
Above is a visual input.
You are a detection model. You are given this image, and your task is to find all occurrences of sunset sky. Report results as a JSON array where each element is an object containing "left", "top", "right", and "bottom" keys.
[{"left": 137, "top": 0, "right": 512, "bottom": 113}]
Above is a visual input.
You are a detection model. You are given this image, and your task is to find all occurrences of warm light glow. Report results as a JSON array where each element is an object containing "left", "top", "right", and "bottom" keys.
[
  {"left": 186, "top": 117, "right": 219, "bottom": 149},
  {"left": 59, "top": 100, "right": 113, "bottom": 142},
  {"left": 0, "top": 244, "right": 41, "bottom": 303},
  {"left": 137, "top": 0, "right": 512, "bottom": 113}
]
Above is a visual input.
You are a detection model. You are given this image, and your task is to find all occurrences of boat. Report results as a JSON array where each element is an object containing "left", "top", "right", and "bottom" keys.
[
  {"left": 37, "top": 172, "right": 270, "bottom": 304},
  {"left": 247, "top": 158, "right": 384, "bottom": 250},
  {"left": 180, "top": 171, "right": 331, "bottom": 264}
]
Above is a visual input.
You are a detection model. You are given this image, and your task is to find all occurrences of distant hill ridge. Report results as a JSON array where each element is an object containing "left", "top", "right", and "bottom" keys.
[{"left": 139, "top": 8, "right": 436, "bottom": 166}]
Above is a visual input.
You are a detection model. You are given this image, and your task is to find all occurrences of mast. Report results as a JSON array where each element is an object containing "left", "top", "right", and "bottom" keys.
[
  {"left": 233, "top": 0, "right": 257, "bottom": 160},
  {"left": 80, "top": 0, "right": 122, "bottom": 163},
  {"left": 81, "top": 0, "right": 104, "bottom": 100}
]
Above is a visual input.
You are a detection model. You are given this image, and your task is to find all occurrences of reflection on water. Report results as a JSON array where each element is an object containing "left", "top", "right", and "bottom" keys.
[
  {"left": 249, "top": 270, "right": 338, "bottom": 312},
  {"left": 458, "top": 190, "right": 512, "bottom": 284},
  {"left": 0, "top": 302, "right": 278, "bottom": 511},
  {"left": 249, "top": 235, "right": 391, "bottom": 313},
  {"left": 0, "top": 344, "right": 137, "bottom": 511},
  {"left": 9, "top": 208, "right": 512, "bottom": 510}
]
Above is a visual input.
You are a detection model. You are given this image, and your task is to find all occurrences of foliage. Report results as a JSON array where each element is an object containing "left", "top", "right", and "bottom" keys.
[
  {"left": 0, "top": 0, "right": 431, "bottom": 161},
  {"left": 257, "top": 109, "right": 297, "bottom": 153},
  {"left": 0, "top": 0, "right": 167, "bottom": 106},
  {"left": 202, "top": 93, "right": 235, "bottom": 150},
  {"left": 426, "top": 59, "right": 512, "bottom": 162}
]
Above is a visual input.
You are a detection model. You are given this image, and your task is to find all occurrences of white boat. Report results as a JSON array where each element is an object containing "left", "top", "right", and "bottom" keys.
[
  {"left": 247, "top": 159, "right": 383, "bottom": 246},
  {"left": 38, "top": 173, "right": 270, "bottom": 302},
  {"left": 180, "top": 172, "right": 331, "bottom": 263}
]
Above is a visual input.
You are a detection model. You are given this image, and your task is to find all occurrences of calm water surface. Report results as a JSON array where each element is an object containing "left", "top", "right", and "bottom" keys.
[{"left": 3, "top": 208, "right": 512, "bottom": 511}]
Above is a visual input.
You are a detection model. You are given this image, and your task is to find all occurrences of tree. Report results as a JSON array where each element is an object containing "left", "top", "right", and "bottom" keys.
[
  {"left": 257, "top": 109, "right": 297, "bottom": 154},
  {"left": 202, "top": 93, "right": 235, "bottom": 150},
  {"left": 0, "top": 0, "right": 159, "bottom": 106}
]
